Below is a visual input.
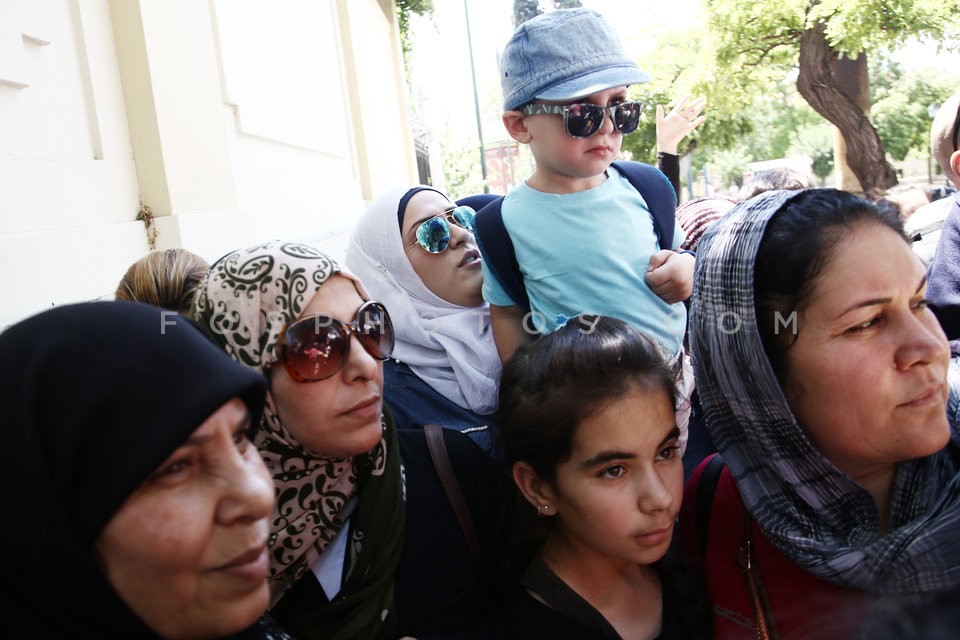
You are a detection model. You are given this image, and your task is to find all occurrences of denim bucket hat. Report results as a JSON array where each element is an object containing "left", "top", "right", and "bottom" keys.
[{"left": 500, "top": 8, "right": 650, "bottom": 112}]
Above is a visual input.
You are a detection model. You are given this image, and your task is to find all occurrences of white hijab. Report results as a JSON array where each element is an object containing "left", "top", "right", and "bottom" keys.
[{"left": 345, "top": 186, "right": 500, "bottom": 415}]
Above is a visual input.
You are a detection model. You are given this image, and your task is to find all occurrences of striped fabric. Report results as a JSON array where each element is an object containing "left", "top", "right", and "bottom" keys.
[
  {"left": 690, "top": 189, "right": 960, "bottom": 593},
  {"left": 676, "top": 195, "right": 736, "bottom": 252}
]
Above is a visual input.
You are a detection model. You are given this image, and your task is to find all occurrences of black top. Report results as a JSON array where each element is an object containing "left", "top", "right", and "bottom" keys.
[{"left": 502, "top": 557, "right": 684, "bottom": 640}]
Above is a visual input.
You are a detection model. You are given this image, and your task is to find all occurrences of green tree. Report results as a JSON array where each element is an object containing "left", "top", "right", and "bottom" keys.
[
  {"left": 396, "top": 0, "right": 434, "bottom": 65},
  {"left": 705, "top": 0, "right": 960, "bottom": 193},
  {"left": 439, "top": 124, "right": 487, "bottom": 200},
  {"left": 787, "top": 123, "right": 835, "bottom": 184},
  {"left": 870, "top": 58, "right": 960, "bottom": 162},
  {"left": 513, "top": 0, "right": 542, "bottom": 27}
]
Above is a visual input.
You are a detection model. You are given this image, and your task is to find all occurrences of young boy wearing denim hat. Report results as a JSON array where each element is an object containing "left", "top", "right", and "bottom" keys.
[{"left": 481, "top": 8, "right": 695, "bottom": 365}]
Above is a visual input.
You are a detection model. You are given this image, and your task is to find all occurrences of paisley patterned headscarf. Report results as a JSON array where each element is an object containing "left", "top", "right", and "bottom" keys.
[
  {"left": 691, "top": 189, "right": 960, "bottom": 593},
  {"left": 194, "top": 241, "right": 404, "bottom": 637}
]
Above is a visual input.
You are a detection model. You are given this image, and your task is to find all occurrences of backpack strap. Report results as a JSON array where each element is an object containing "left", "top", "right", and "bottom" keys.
[
  {"left": 473, "top": 196, "right": 531, "bottom": 310},
  {"left": 695, "top": 452, "right": 725, "bottom": 558},
  {"left": 610, "top": 160, "right": 679, "bottom": 251}
]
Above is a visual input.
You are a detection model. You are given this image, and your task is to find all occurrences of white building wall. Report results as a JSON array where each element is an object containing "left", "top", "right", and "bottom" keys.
[{"left": 0, "top": 0, "right": 416, "bottom": 328}]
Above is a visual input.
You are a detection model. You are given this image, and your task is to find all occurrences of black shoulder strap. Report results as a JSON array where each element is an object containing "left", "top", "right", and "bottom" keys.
[
  {"left": 695, "top": 452, "right": 725, "bottom": 558},
  {"left": 423, "top": 424, "right": 486, "bottom": 583},
  {"left": 473, "top": 196, "right": 531, "bottom": 310},
  {"left": 610, "top": 160, "right": 678, "bottom": 250}
]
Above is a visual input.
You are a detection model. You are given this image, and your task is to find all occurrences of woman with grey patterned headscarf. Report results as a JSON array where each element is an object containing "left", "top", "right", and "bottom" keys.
[{"left": 681, "top": 189, "right": 960, "bottom": 639}]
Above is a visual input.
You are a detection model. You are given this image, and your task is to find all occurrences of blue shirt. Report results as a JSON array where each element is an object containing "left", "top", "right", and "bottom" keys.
[{"left": 481, "top": 171, "right": 687, "bottom": 355}]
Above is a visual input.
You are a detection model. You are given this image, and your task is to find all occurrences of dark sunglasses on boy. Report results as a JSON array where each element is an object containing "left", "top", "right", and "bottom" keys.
[
  {"left": 276, "top": 300, "right": 394, "bottom": 382},
  {"left": 521, "top": 100, "right": 645, "bottom": 138},
  {"left": 405, "top": 205, "right": 477, "bottom": 254}
]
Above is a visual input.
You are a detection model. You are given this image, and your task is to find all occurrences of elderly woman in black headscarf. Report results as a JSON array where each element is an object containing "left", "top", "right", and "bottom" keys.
[
  {"left": 0, "top": 301, "right": 281, "bottom": 639},
  {"left": 680, "top": 188, "right": 960, "bottom": 639}
]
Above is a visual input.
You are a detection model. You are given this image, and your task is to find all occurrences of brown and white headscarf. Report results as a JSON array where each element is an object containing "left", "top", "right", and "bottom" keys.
[{"left": 193, "top": 240, "right": 388, "bottom": 603}]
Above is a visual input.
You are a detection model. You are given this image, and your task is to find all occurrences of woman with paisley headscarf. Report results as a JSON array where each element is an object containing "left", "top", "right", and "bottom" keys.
[
  {"left": 193, "top": 241, "right": 505, "bottom": 640},
  {"left": 680, "top": 189, "right": 960, "bottom": 639},
  {"left": 0, "top": 301, "right": 283, "bottom": 639},
  {"left": 345, "top": 186, "right": 501, "bottom": 452}
]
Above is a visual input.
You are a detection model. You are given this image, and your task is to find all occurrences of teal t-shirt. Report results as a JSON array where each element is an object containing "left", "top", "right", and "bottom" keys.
[{"left": 481, "top": 170, "right": 687, "bottom": 355}]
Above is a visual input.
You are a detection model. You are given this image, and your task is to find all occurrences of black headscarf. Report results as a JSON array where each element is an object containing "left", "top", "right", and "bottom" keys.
[{"left": 0, "top": 301, "right": 267, "bottom": 638}]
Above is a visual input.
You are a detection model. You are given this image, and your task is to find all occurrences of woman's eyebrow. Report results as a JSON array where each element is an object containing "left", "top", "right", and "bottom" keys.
[
  {"left": 580, "top": 450, "right": 635, "bottom": 469},
  {"left": 831, "top": 275, "right": 927, "bottom": 320},
  {"left": 407, "top": 206, "right": 456, "bottom": 233}
]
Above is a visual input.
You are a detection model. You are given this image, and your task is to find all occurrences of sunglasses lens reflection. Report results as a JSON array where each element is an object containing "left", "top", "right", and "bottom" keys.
[
  {"left": 416, "top": 217, "right": 451, "bottom": 253},
  {"left": 357, "top": 302, "right": 394, "bottom": 359},
  {"left": 283, "top": 317, "right": 348, "bottom": 381},
  {"left": 615, "top": 103, "right": 641, "bottom": 134},
  {"left": 566, "top": 104, "right": 603, "bottom": 137},
  {"left": 452, "top": 206, "right": 476, "bottom": 232}
]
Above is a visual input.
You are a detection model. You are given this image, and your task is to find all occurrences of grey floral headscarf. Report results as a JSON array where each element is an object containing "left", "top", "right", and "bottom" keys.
[
  {"left": 193, "top": 241, "right": 391, "bottom": 606},
  {"left": 691, "top": 189, "right": 960, "bottom": 593}
]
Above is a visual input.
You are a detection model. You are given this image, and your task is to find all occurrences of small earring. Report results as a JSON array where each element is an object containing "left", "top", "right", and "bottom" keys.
[{"left": 536, "top": 504, "right": 551, "bottom": 517}]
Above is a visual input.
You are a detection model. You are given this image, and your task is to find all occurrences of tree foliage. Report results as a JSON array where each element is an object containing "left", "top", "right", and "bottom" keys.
[
  {"left": 396, "top": 0, "right": 434, "bottom": 64},
  {"left": 513, "top": 0, "right": 543, "bottom": 27},
  {"left": 439, "top": 124, "right": 487, "bottom": 200},
  {"left": 704, "top": 0, "right": 960, "bottom": 192},
  {"left": 870, "top": 57, "right": 960, "bottom": 162}
]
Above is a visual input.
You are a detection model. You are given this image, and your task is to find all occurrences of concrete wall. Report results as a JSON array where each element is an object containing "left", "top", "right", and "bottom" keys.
[{"left": 0, "top": 0, "right": 416, "bottom": 328}]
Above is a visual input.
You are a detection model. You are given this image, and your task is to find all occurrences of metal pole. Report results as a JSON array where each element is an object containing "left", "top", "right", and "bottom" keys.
[{"left": 464, "top": 0, "right": 488, "bottom": 193}]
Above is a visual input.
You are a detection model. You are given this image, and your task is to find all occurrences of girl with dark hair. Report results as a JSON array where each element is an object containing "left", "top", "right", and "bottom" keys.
[
  {"left": 684, "top": 188, "right": 960, "bottom": 639},
  {"left": 497, "top": 315, "right": 708, "bottom": 639}
]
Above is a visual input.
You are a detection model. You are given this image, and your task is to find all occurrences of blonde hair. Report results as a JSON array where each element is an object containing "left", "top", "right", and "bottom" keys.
[{"left": 115, "top": 249, "right": 210, "bottom": 313}]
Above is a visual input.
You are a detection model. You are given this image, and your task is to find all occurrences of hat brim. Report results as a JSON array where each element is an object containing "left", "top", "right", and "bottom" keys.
[{"left": 534, "top": 66, "right": 650, "bottom": 103}]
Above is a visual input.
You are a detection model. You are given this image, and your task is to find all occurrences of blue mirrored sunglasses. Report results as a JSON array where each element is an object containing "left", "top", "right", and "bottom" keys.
[{"left": 405, "top": 205, "right": 477, "bottom": 254}]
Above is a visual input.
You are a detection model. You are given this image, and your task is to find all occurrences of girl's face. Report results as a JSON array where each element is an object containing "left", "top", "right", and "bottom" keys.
[
  {"left": 270, "top": 275, "right": 385, "bottom": 458},
  {"left": 96, "top": 398, "right": 274, "bottom": 639},
  {"left": 781, "top": 223, "right": 951, "bottom": 481},
  {"left": 403, "top": 190, "right": 484, "bottom": 307},
  {"left": 540, "top": 385, "right": 682, "bottom": 569}
]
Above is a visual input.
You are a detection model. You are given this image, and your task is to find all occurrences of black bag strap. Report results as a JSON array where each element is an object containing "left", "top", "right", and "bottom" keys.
[
  {"left": 472, "top": 161, "right": 678, "bottom": 311},
  {"left": 423, "top": 424, "right": 486, "bottom": 581},
  {"left": 609, "top": 160, "right": 678, "bottom": 251},
  {"left": 473, "top": 195, "right": 528, "bottom": 309},
  {"left": 695, "top": 452, "right": 725, "bottom": 558}
]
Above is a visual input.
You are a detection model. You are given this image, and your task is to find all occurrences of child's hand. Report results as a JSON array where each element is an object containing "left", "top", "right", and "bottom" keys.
[
  {"left": 646, "top": 250, "right": 695, "bottom": 303},
  {"left": 656, "top": 95, "right": 706, "bottom": 155}
]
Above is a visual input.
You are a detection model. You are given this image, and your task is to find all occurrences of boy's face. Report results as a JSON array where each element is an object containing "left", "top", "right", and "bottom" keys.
[{"left": 520, "top": 86, "right": 630, "bottom": 192}]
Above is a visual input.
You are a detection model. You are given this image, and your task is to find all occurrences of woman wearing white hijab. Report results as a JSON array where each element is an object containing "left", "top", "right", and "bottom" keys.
[{"left": 346, "top": 186, "right": 501, "bottom": 450}]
